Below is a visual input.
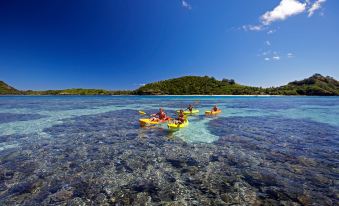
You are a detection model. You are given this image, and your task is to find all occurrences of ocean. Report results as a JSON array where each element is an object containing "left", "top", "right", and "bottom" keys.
[{"left": 0, "top": 96, "right": 338, "bottom": 205}]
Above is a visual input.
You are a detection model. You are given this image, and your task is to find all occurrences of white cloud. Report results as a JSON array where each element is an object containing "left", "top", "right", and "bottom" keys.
[
  {"left": 242, "top": 0, "right": 327, "bottom": 33},
  {"left": 182, "top": 0, "right": 192, "bottom": 10},
  {"left": 261, "top": 0, "right": 306, "bottom": 25},
  {"left": 242, "top": 24, "right": 264, "bottom": 31},
  {"left": 273, "top": 56, "right": 281, "bottom": 60},
  {"left": 308, "top": 0, "right": 326, "bottom": 17},
  {"left": 266, "top": 41, "right": 271, "bottom": 46},
  {"left": 262, "top": 51, "right": 270, "bottom": 56},
  {"left": 260, "top": 51, "right": 287, "bottom": 61},
  {"left": 267, "top": 29, "right": 276, "bottom": 34}
]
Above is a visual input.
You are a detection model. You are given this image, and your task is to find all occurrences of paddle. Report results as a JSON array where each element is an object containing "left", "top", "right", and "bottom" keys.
[{"left": 138, "top": 111, "right": 146, "bottom": 115}]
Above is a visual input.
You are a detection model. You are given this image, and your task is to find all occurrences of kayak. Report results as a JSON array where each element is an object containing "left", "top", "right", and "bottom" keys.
[
  {"left": 167, "top": 120, "right": 189, "bottom": 129},
  {"left": 139, "top": 118, "right": 170, "bottom": 126},
  {"left": 176, "top": 109, "right": 199, "bottom": 115},
  {"left": 205, "top": 110, "right": 222, "bottom": 115}
]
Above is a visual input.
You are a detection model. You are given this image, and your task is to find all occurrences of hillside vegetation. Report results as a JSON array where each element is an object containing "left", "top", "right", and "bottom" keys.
[
  {"left": 0, "top": 81, "right": 21, "bottom": 95},
  {"left": 266, "top": 74, "right": 339, "bottom": 95},
  {"left": 22, "top": 89, "right": 131, "bottom": 95},
  {"left": 1, "top": 74, "right": 338, "bottom": 96},
  {"left": 135, "top": 76, "right": 264, "bottom": 95},
  {"left": 136, "top": 74, "right": 339, "bottom": 96}
]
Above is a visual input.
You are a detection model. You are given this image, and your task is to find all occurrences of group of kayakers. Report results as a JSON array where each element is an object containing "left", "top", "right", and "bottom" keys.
[{"left": 150, "top": 104, "right": 220, "bottom": 125}]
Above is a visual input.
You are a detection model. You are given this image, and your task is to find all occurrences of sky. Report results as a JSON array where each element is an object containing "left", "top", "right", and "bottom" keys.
[{"left": 0, "top": 0, "right": 338, "bottom": 90}]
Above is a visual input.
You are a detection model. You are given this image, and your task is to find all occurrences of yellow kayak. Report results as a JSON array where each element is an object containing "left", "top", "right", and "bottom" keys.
[
  {"left": 167, "top": 120, "right": 189, "bottom": 129},
  {"left": 205, "top": 110, "right": 222, "bottom": 115},
  {"left": 176, "top": 109, "right": 199, "bottom": 115},
  {"left": 139, "top": 118, "right": 171, "bottom": 126}
]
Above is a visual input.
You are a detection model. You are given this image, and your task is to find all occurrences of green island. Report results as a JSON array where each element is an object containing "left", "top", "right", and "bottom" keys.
[{"left": 1, "top": 73, "right": 338, "bottom": 96}]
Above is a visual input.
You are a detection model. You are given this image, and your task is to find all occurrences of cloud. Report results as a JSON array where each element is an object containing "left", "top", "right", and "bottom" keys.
[
  {"left": 261, "top": 0, "right": 306, "bottom": 25},
  {"left": 262, "top": 51, "right": 270, "bottom": 56},
  {"left": 266, "top": 41, "right": 271, "bottom": 46},
  {"left": 242, "top": 24, "right": 265, "bottom": 31},
  {"left": 260, "top": 51, "right": 287, "bottom": 61},
  {"left": 308, "top": 0, "right": 326, "bottom": 17},
  {"left": 273, "top": 56, "right": 281, "bottom": 60},
  {"left": 182, "top": 0, "right": 192, "bottom": 10},
  {"left": 258, "top": 50, "right": 272, "bottom": 57},
  {"left": 242, "top": 0, "right": 327, "bottom": 32},
  {"left": 267, "top": 29, "right": 276, "bottom": 34}
]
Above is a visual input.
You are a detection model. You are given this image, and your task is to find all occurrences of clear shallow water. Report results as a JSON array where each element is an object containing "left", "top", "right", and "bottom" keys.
[{"left": 0, "top": 96, "right": 338, "bottom": 205}]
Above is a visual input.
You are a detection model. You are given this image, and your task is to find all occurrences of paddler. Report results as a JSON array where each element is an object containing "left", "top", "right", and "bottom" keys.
[
  {"left": 151, "top": 108, "right": 170, "bottom": 121},
  {"left": 211, "top": 105, "right": 219, "bottom": 112},
  {"left": 187, "top": 104, "right": 193, "bottom": 112},
  {"left": 176, "top": 109, "right": 185, "bottom": 124}
]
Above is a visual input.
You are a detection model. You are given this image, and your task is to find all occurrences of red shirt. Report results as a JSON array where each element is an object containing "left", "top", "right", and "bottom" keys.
[{"left": 157, "top": 111, "right": 166, "bottom": 119}]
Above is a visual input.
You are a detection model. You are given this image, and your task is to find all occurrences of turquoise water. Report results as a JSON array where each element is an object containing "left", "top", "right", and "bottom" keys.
[{"left": 0, "top": 96, "right": 338, "bottom": 205}]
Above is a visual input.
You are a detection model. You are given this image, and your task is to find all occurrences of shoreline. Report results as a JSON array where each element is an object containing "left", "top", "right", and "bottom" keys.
[{"left": 1, "top": 94, "right": 338, "bottom": 97}]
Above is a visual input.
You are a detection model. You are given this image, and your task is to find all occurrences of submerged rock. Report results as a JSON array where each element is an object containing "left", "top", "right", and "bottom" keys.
[{"left": 0, "top": 109, "right": 338, "bottom": 205}]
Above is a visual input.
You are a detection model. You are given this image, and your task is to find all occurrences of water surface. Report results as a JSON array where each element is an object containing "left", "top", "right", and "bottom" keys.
[{"left": 0, "top": 96, "right": 338, "bottom": 205}]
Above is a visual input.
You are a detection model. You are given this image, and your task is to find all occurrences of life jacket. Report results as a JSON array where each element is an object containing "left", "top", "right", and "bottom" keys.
[
  {"left": 178, "top": 113, "right": 185, "bottom": 121},
  {"left": 158, "top": 111, "right": 166, "bottom": 119}
]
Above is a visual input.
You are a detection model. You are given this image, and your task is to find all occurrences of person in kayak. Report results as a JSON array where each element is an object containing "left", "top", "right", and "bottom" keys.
[
  {"left": 176, "top": 109, "right": 186, "bottom": 124},
  {"left": 151, "top": 108, "right": 170, "bottom": 121},
  {"left": 211, "top": 105, "right": 219, "bottom": 112},
  {"left": 187, "top": 104, "right": 193, "bottom": 112}
]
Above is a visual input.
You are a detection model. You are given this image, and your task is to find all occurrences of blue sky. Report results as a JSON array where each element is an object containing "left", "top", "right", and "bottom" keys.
[{"left": 0, "top": 0, "right": 338, "bottom": 90}]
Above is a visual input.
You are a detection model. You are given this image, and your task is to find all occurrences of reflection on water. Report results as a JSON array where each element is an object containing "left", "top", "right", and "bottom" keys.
[{"left": 0, "top": 96, "right": 338, "bottom": 205}]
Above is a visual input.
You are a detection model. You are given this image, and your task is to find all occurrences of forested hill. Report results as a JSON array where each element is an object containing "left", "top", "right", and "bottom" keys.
[
  {"left": 0, "top": 81, "right": 130, "bottom": 95},
  {"left": 1, "top": 74, "right": 338, "bottom": 95},
  {"left": 267, "top": 74, "right": 339, "bottom": 95},
  {"left": 0, "top": 81, "right": 21, "bottom": 95},
  {"left": 136, "top": 74, "right": 339, "bottom": 95},
  {"left": 135, "top": 76, "right": 262, "bottom": 95},
  {"left": 22, "top": 89, "right": 131, "bottom": 95}
]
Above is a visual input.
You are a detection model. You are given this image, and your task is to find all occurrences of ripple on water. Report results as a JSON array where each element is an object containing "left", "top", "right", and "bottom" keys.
[
  {"left": 0, "top": 110, "right": 259, "bottom": 205},
  {"left": 0, "top": 96, "right": 338, "bottom": 205},
  {"left": 0, "top": 113, "right": 46, "bottom": 124},
  {"left": 208, "top": 116, "right": 339, "bottom": 205}
]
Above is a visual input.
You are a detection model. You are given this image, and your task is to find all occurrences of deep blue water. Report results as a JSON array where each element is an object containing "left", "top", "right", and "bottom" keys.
[{"left": 0, "top": 96, "right": 338, "bottom": 205}]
